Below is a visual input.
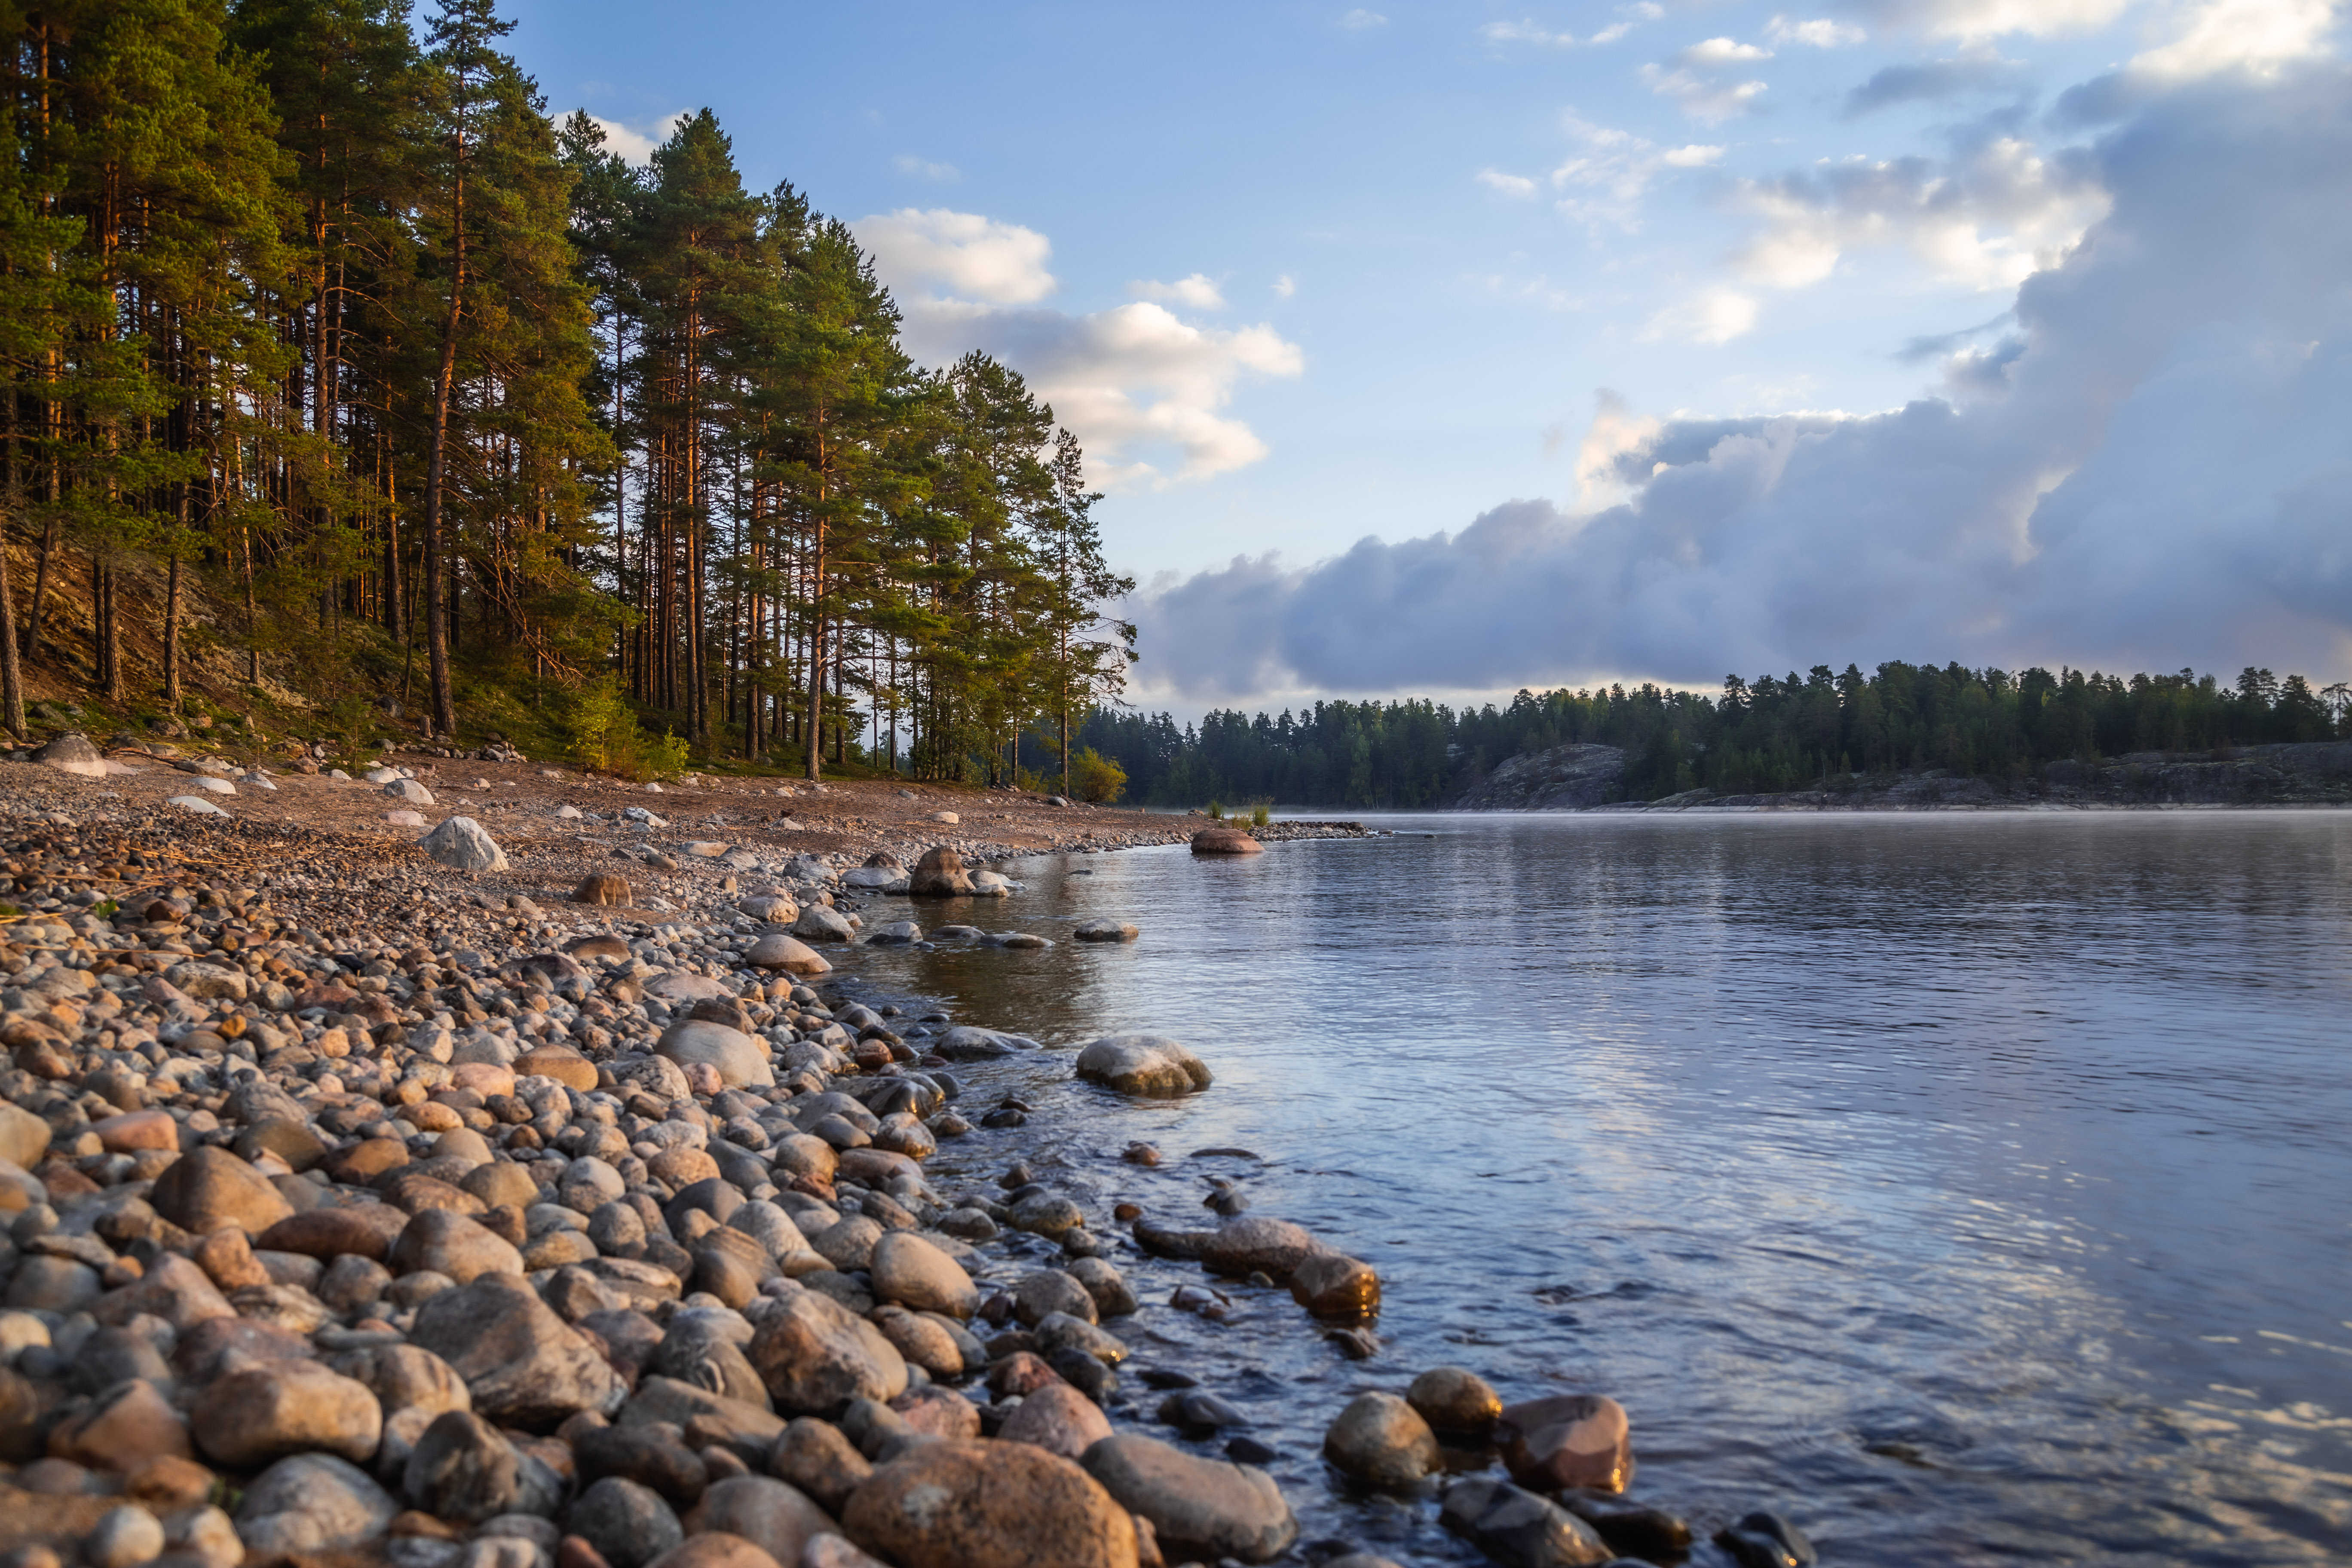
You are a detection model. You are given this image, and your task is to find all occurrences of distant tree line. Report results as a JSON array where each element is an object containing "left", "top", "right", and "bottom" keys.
[
  {"left": 0, "top": 0, "right": 1133, "bottom": 785},
  {"left": 1072, "top": 663, "right": 2352, "bottom": 808}
]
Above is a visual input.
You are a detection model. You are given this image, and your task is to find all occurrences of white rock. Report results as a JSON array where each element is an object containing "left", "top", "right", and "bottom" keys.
[
  {"left": 645, "top": 782, "right": 664, "bottom": 793},
  {"left": 555, "top": 805, "right": 582, "bottom": 820},
  {"left": 420, "top": 816, "right": 508, "bottom": 872},
  {"left": 190, "top": 775, "right": 236, "bottom": 796},
  {"left": 929, "top": 811, "right": 960, "bottom": 824},
  {"left": 364, "top": 767, "right": 399, "bottom": 784},
  {"left": 684, "top": 841, "right": 729, "bottom": 857},
  {"left": 383, "top": 778, "right": 435, "bottom": 805},
  {"left": 168, "top": 796, "right": 229, "bottom": 816},
  {"left": 386, "top": 809, "right": 425, "bottom": 827},
  {"left": 30, "top": 732, "right": 106, "bottom": 778},
  {"left": 240, "top": 772, "right": 279, "bottom": 791}
]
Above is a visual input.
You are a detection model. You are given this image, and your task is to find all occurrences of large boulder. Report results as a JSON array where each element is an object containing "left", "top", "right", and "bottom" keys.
[
  {"left": 906, "top": 846, "right": 973, "bottom": 897},
  {"left": 1494, "top": 1393, "right": 1633, "bottom": 1493},
  {"left": 657, "top": 1020, "right": 775, "bottom": 1089},
  {"left": 1080, "top": 1433, "right": 1296, "bottom": 1563},
  {"left": 743, "top": 934, "right": 830, "bottom": 976},
  {"left": 31, "top": 732, "right": 106, "bottom": 778},
  {"left": 407, "top": 1273, "right": 625, "bottom": 1425},
  {"left": 746, "top": 1288, "right": 906, "bottom": 1414},
  {"left": 1190, "top": 826, "right": 1263, "bottom": 854},
  {"left": 845, "top": 1440, "right": 1137, "bottom": 1568},
  {"left": 150, "top": 1146, "right": 295, "bottom": 1235},
  {"left": 791, "top": 906, "right": 854, "bottom": 942},
  {"left": 1074, "top": 1035, "right": 1212, "bottom": 1097},
  {"left": 421, "top": 816, "right": 508, "bottom": 872}
]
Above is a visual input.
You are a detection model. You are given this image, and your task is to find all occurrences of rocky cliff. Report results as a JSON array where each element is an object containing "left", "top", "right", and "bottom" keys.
[{"left": 1448, "top": 740, "right": 2352, "bottom": 811}]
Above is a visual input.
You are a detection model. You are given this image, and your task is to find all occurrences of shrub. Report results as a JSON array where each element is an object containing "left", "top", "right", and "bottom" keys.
[
  {"left": 565, "top": 678, "right": 688, "bottom": 782},
  {"left": 1069, "top": 747, "right": 1127, "bottom": 803}
]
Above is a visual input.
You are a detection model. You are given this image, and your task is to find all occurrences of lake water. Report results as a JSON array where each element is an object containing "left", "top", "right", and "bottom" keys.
[{"left": 838, "top": 812, "right": 2352, "bottom": 1566}]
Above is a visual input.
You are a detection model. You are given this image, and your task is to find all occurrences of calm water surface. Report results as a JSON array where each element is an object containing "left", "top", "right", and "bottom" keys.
[{"left": 837, "top": 813, "right": 2352, "bottom": 1566}]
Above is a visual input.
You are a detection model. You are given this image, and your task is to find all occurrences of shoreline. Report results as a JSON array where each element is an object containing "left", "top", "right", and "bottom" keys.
[{"left": 3, "top": 760, "right": 1608, "bottom": 1568}]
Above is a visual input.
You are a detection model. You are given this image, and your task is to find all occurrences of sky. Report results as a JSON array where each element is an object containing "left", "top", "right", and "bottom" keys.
[{"left": 506, "top": 0, "right": 2352, "bottom": 713}]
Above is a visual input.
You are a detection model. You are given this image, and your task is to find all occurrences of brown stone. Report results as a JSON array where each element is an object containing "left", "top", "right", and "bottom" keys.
[
  {"left": 1288, "top": 1254, "right": 1380, "bottom": 1320},
  {"left": 518, "top": 1047, "right": 600, "bottom": 1091},
  {"left": 323, "top": 1139, "right": 410, "bottom": 1185},
  {"left": 844, "top": 1440, "right": 1137, "bottom": 1568},
  {"left": 1494, "top": 1394, "right": 1634, "bottom": 1494},
  {"left": 1189, "top": 827, "right": 1263, "bottom": 855},
  {"left": 92, "top": 1110, "right": 178, "bottom": 1155},
  {"left": 47, "top": 1378, "right": 193, "bottom": 1471},
  {"left": 995, "top": 1381, "right": 1112, "bottom": 1459},
  {"left": 575, "top": 873, "right": 634, "bottom": 907},
  {"left": 148, "top": 1146, "right": 294, "bottom": 1236},
  {"left": 257, "top": 1204, "right": 407, "bottom": 1262},
  {"left": 193, "top": 1226, "right": 273, "bottom": 1291},
  {"left": 767, "top": 1418, "right": 868, "bottom": 1515},
  {"left": 905, "top": 846, "right": 973, "bottom": 897},
  {"left": 1406, "top": 1366, "right": 1501, "bottom": 1436}
]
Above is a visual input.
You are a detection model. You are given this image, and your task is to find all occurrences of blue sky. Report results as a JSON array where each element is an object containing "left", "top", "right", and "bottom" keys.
[{"left": 509, "top": 0, "right": 2352, "bottom": 709}]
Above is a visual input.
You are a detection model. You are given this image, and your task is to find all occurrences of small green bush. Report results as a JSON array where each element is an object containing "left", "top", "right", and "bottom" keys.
[{"left": 1069, "top": 747, "right": 1127, "bottom": 803}]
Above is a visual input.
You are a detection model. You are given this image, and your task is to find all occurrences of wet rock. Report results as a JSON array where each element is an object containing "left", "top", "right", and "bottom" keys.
[
  {"left": 1558, "top": 1493, "right": 1693, "bottom": 1559},
  {"left": 998, "top": 1381, "right": 1113, "bottom": 1460},
  {"left": 1438, "top": 1477, "right": 1613, "bottom": 1568},
  {"left": 1080, "top": 1433, "right": 1296, "bottom": 1563},
  {"left": 905, "top": 847, "right": 974, "bottom": 898},
  {"left": 1007, "top": 1193, "right": 1085, "bottom": 1237},
  {"left": 768, "top": 1418, "right": 869, "bottom": 1515},
  {"left": 1494, "top": 1394, "right": 1633, "bottom": 1494},
  {"left": 1072, "top": 920, "right": 1139, "bottom": 943},
  {"left": 657, "top": 1022, "right": 774, "bottom": 1090},
  {"left": 1072, "top": 1036, "right": 1210, "bottom": 1098},
  {"left": 1034, "top": 1312, "right": 1127, "bottom": 1367},
  {"left": 1289, "top": 1254, "right": 1380, "bottom": 1320},
  {"left": 1188, "top": 827, "right": 1262, "bottom": 855},
  {"left": 1155, "top": 1390, "right": 1246, "bottom": 1436},
  {"left": 1323, "top": 1392, "right": 1439, "bottom": 1489},
  {"left": 149, "top": 1147, "right": 295, "bottom": 1236},
  {"left": 1713, "top": 1510, "right": 1817, "bottom": 1568},
  {"left": 1014, "top": 1270, "right": 1098, "bottom": 1327},
  {"left": 236, "top": 1452, "right": 398, "bottom": 1555},
  {"left": 410, "top": 1274, "right": 626, "bottom": 1425},
  {"left": 845, "top": 1439, "right": 1137, "bottom": 1568},
  {"left": 392, "top": 1209, "right": 526, "bottom": 1283},
  {"left": 423, "top": 818, "right": 509, "bottom": 873},
  {"left": 1065, "top": 1258, "right": 1138, "bottom": 1319},
  {"left": 567, "top": 1478, "right": 682, "bottom": 1568},
  {"left": 1407, "top": 1366, "right": 1501, "bottom": 1437},
  {"left": 746, "top": 1289, "right": 906, "bottom": 1415}
]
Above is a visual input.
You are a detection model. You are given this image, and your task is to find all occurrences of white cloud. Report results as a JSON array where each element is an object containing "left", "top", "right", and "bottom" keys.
[
  {"left": 1547, "top": 114, "right": 1724, "bottom": 228},
  {"left": 1480, "top": 5, "right": 1660, "bottom": 47},
  {"left": 1733, "top": 137, "right": 2109, "bottom": 291},
  {"left": 1642, "top": 286, "right": 1760, "bottom": 343},
  {"left": 856, "top": 211, "right": 1303, "bottom": 489},
  {"left": 1131, "top": 273, "right": 1227, "bottom": 309},
  {"left": 1831, "top": 0, "right": 2135, "bottom": 41},
  {"left": 1768, "top": 15, "right": 1868, "bottom": 44},
  {"left": 584, "top": 111, "right": 687, "bottom": 166},
  {"left": 2131, "top": 0, "right": 2340, "bottom": 79},
  {"left": 1574, "top": 391, "right": 1666, "bottom": 508},
  {"left": 1642, "top": 63, "right": 1771, "bottom": 120},
  {"left": 1340, "top": 8, "right": 1388, "bottom": 28},
  {"left": 1678, "top": 37, "right": 1776, "bottom": 64},
  {"left": 853, "top": 208, "right": 1057, "bottom": 305},
  {"left": 894, "top": 154, "right": 961, "bottom": 181},
  {"left": 1477, "top": 168, "right": 1541, "bottom": 197},
  {"left": 1273, "top": 274, "right": 1297, "bottom": 298},
  {"left": 1124, "top": 64, "right": 2352, "bottom": 701}
]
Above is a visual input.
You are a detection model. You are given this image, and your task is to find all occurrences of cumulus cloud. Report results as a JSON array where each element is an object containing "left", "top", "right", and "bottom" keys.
[
  {"left": 1547, "top": 114, "right": 1725, "bottom": 228},
  {"left": 583, "top": 110, "right": 687, "bottom": 166},
  {"left": 1125, "top": 67, "right": 2352, "bottom": 700},
  {"left": 1769, "top": 15, "right": 1868, "bottom": 45},
  {"left": 2130, "top": 0, "right": 2340, "bottom": 79},
  {"left": 1642, "top": 38, "right": 1775, "bottom": 120},
  {"left": 1132, "top": 274, "right": 1227, "bottom": 309},
  {"left": 855, "top": 209, "right": 1057, "bottom": 304},
  {"left": 1731, "top": 135, "right": 2107, "bottom": 291}
]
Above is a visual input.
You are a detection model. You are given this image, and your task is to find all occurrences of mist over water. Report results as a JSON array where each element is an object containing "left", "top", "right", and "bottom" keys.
[{"left": 839, "top": 813, "right": 2352, "bottom": 1565}]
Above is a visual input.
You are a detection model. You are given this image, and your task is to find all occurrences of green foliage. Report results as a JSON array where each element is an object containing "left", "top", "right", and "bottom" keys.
[
  {"left": 1068, "top": 746, "right": 1125, "bottom": 803},
  {"left": 564, "top": 676, "right": 683, "bottom": 780},
  {"left": 1249, "top": 800, "right": 1271, "bottom": 827},
  {"left": 1205, "top": 799, "right": 1224, "bottom": 821},
  {"left": 1081, "top": 662, "right": 2352, "bottom": 807}
]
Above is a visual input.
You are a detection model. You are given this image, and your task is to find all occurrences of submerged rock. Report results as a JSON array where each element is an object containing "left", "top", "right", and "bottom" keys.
[{"left": 1074, "top": 1036, "right": 1211, "bottom": 1098}]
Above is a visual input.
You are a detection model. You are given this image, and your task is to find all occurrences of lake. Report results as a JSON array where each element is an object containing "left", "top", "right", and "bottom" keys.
[{"left": 839, "top": 812, "right": 2352, "bottom": 1565}]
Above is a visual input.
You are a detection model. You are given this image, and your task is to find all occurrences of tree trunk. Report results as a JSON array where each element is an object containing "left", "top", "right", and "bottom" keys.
[{"left": 162, "top": 550, "right": 182, "bottom": 707}]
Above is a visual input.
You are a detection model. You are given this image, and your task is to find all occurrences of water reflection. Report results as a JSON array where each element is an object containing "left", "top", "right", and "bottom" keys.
[{"left": 837, "top": 815, "right": 2352, "bottom": 1564}]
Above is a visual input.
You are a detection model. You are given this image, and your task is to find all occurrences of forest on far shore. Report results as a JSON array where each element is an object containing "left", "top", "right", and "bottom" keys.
[{"left": 1057, "top": 662, "right": 2351, "bottom": 809}]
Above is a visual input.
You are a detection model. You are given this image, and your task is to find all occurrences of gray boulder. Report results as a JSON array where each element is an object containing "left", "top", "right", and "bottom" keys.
[
  {"left": 1080, "top": 1433, "right": 1297, "bottom": 1563},
  {"left": 422, "top": 816, "right": 508, "bottom": 872},
  {"left": 1074, "top": 1035, "right": 1211, "bottom": 1097}
]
